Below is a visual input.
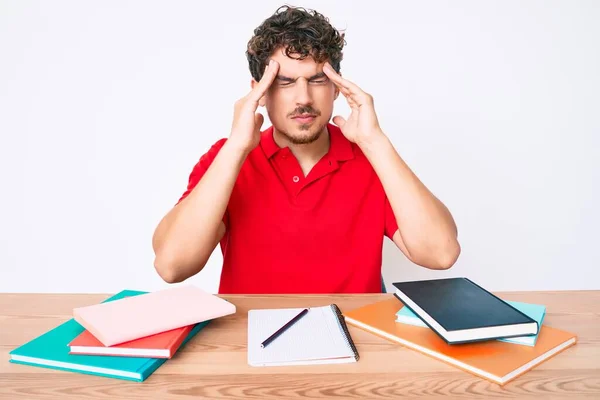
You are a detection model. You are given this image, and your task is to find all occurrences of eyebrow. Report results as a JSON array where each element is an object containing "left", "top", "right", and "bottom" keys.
[{"left": 276, "top": 72, "right": 328, "bottom": 82}]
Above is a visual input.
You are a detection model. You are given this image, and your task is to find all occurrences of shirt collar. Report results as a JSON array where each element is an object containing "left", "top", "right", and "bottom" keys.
[{"left": 260, "top": 122, "right": 354, "bottom": 161}]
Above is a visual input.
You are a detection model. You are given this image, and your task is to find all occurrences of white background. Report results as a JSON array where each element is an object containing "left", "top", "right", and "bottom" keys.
[{"left": 1, "top": 0, "right": 598, "bottom": 294}]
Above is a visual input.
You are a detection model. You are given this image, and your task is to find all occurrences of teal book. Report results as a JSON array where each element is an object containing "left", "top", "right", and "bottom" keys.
[
  {"left": 395, "top": 300, "right": 546, "bottom": 346},
  {"left": 8, "top": 290, "right": 210, "bottom": 381}
]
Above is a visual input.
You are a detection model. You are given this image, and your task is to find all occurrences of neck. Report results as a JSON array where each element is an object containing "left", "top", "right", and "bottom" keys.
[{"left": 272, "top": 125, "right": 330, "bottom": 166}]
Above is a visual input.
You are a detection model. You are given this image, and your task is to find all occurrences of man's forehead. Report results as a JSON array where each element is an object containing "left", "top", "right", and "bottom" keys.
[
  {"left": 269, "top": 51, "right": 323, "bottom": 77},
  {"left": 273, "top": 63, "right": 324, "bottom": 80}
]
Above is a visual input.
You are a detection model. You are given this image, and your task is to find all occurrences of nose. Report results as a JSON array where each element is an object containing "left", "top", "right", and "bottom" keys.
[{"left": 293, "top": 78, "right": 313, "bottom": 106}]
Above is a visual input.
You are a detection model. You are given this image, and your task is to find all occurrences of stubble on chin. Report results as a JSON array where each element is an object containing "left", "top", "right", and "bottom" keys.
[{"left": 279, "top": 122, "right": 327, "bottom": 145}]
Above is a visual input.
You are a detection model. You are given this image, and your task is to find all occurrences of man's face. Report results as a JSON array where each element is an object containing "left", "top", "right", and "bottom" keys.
[{"left": 254, "top": 48, "right": 339, "bottom": 145}]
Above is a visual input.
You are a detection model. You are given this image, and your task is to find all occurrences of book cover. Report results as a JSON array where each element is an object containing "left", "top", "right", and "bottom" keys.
[
  {"left": 343, "top": 297, "right": 576, "bottom": 385},
  {"left": 396, "top": 300, "right": 546, "bottom": 346},
  {"left": 73, "top": 284, "right": 235, "bottom": 346},
  {"left": 69, "top": 323, "right": 195, "bottom": 358},
  {"left": 9, "top": 290, "right": 210, "bottom": 382},
  {"left": 393, "top": 278, "right": 539, "bottom": 344}
]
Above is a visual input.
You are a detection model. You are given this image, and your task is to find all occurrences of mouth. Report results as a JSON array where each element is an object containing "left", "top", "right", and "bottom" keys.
[{"left": 292, "top": 114, "right": 317, "bottom": 124}]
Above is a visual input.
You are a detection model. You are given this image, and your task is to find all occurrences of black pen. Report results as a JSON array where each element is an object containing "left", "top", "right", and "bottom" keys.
[{"left": 261, "top": 308, "right": 309, "bottom": 348}]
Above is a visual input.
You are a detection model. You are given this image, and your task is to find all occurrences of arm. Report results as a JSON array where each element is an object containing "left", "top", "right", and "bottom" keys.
[
  {"left": 323, "top": 62, "right": 460, "bottom": 270},
  {"left": 152, "top": 59, "right": 281, "bottom": 283},
  {"left": 359, "top": 133, "right": 460, "bottom": 269},
  {"left": 152, "top": 141, "right": 249, "bottom": 283}
]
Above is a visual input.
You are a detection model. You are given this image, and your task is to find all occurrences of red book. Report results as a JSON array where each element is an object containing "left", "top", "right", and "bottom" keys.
[{"left": 68, "top": 325, "right": 194, "bottom": 358}]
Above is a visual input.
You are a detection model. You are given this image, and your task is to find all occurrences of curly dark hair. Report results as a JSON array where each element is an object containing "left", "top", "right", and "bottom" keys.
[{"left": 246, "top": 5, "right": 346, "bottom": 82}]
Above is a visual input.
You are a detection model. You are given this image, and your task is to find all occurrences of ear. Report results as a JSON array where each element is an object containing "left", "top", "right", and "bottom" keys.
[{"left": 251, "top": 79, "right": 267, "bottom": 107}]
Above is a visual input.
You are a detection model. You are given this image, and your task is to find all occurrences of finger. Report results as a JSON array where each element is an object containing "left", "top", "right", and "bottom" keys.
[
  {"left": 332, "top": 115, "right": 346, "bottom": 128},
  {"left": 338, "top": 87, "right": 359, "bottom": 109},
  {"left": 348, "top": 97, "right": 359, "bottom": 109},
  {"left": 342, "top": 87, "right": 369, "bottom": 108},
  {"left": 323, "top": 62, "right": 364, "bottom": 96},
  {"left": 323, "top": 62, "right": 343, "bottom": 85},
  {"left": 249, "top": 60, "right": 280, "bottom": 102},
  {"left": 339, "top": 86, "right": 352, "bottom": 100}
]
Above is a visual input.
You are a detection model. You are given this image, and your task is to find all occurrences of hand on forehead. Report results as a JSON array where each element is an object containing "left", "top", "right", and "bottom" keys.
[{"left": 267, "top": 51, "right": 328, "bottom": 81}]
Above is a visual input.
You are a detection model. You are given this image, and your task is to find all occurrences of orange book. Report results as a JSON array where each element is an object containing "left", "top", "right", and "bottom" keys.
[
  {"left": 343, "top": 297, "right": 577, "bottom": 385},
  {"left": 68, "top": 325, "right": 195, "bottom": 358}
]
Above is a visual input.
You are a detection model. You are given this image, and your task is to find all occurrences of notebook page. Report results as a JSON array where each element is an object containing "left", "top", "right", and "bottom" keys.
[{"left": 248, "top": 306, "right": 355, "bottom": 366}]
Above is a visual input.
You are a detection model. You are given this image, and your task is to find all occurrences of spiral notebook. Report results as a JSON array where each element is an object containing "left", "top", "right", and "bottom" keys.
[{"left": 248, "top": 305, "right": 359, "bottom": 367}]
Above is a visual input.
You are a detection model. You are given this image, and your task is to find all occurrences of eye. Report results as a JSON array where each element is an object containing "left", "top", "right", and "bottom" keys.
[{"left": 310, "top": 79, "right": 329, "bottom": 85}]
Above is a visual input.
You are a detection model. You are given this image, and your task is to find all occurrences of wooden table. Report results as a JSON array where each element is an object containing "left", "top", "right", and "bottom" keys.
[{"left": 1, "top": 291, "right": 599, "bottom": 399}]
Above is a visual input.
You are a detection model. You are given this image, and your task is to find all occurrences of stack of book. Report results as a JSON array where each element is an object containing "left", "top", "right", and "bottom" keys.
[
  {"left": 343, "top": 277, "right": 577, "bottom": 385},
  {"left": 8, "top": 285, "right": 236, "bottom": 382}
]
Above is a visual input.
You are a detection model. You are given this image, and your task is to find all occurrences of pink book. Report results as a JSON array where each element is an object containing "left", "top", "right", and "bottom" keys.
[{"left": 73, "top": 285, "right": 236, "bottom": 346}]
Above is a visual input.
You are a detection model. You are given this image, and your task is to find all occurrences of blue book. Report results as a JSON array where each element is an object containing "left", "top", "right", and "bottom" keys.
[
  {"left": 395, "top": 300, "right": 546, "bottom": 346},
  {"left": 9, "top": 290, "right": 210, "bottom": 381}
]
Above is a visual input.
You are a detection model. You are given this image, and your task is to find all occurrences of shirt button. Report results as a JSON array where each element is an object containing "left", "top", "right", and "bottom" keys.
[{"left": 292, "top": 176, "right": 300, "bottom": 183}]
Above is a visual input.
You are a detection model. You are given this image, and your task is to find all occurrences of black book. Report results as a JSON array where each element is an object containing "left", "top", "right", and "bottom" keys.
[{"left": 392, "top": 277, "right": 539, "bottom": 344}]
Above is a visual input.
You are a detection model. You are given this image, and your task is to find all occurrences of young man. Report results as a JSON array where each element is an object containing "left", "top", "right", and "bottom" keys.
[{"left": 152, "top": 6, "right": 460, "bottom": 294}]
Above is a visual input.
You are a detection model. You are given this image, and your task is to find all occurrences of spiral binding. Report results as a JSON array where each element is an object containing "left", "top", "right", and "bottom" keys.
[{"left": 330, "top": 304, "right": 360, "bottom": 361}]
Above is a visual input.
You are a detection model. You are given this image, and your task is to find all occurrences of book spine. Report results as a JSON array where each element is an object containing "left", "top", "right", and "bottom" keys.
[{"left": 330, "top": 304, "right": 360, "bottom": 361}]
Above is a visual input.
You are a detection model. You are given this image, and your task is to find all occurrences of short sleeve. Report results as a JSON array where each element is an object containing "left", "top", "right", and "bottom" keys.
[
  {"left": 384, "top": 196, "right": 399, "bottom": 239},
  {"left": 177, "top": 138, "right": 228, "bottom": 204},
  {"left": 176, "top": 138, "right": 229, "bottom": 227}
]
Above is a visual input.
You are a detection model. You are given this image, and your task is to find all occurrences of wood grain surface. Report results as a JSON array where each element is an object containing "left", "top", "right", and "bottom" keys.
[{"left": 1, "top": 291, "right": 599, "bottom": 399}]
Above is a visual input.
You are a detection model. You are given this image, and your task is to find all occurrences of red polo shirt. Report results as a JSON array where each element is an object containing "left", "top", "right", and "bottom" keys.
[{"left": 177, "top": 123, "right": 398, "bottom": 294}]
